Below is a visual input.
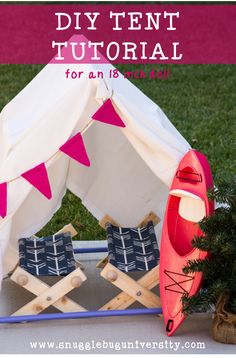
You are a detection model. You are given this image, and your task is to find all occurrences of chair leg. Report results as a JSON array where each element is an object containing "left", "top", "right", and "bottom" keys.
[
  {"left": 100, "top": 263, "right": 161, "bottom": 309},
  {"left": 99, "top": 265, "right": 160, "bottom": 310},
  {"left": 96, "top": 256, "right": 108, "bottom": 269},
  {"left": 10, "top": 266, "right": 87, "bottom": 316},
  {"left": 137, "top": 211, "right": 161, "bottom": 227},
  {"left": 56, "top": 223, "right": 78, "bottom": 238}
]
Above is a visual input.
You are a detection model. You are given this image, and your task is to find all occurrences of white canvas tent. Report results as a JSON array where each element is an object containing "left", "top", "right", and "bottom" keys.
[{"left": 0, "top": 62, "right": 190, "bottom": 285}]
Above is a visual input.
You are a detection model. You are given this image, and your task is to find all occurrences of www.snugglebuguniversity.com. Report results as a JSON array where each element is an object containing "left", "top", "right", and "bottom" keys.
[{"left": 29, "top": 339, "right": 206, "bottom": 352}]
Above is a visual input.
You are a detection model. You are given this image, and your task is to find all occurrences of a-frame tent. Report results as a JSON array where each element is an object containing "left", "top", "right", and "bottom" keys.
[{"left": 0, "top": 62, "right": 190, "bottom": 284}]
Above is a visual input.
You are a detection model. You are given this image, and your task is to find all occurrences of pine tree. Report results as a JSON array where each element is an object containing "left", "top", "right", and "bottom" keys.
[{"left": 182, "top": 176, "right": 236, "bottom": 315}]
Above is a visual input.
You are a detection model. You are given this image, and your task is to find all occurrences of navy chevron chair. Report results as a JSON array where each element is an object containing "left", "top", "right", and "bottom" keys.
[
  {"left": 98, "top": 212, "right": 162, "bottom": 311},
  {"left": 10, "top": 224, "right": 87, "bottom": 316},
  {"left": 106, "top": 221, "right": 159, "bottom": 272},
  {"left": 19, "top": 233, "right": 76, "bottom": 276}
]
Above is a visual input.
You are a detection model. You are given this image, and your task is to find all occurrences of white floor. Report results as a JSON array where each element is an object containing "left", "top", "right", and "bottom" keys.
[{"left": 0, "top": 242, "right": 235, "bottom": 354}]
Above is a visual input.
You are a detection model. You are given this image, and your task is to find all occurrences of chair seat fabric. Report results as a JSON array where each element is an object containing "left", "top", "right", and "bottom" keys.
[
  {"left": 18, "top": 233, "right": 76, "bottom": 276},
  {"left": 106, "top": 221, "right": 159, "bottom": 272}
]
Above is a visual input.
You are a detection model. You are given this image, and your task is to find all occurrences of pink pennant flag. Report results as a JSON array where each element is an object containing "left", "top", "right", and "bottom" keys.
[
  {"left": 21, "top": 163, "right": 52, "bottom": 199},
  {"left": 92, "top": 99, "right": 126, "bottom": 128},
  {"left": 59, "top": 132, "right": 90, "bottom": 167},
  {"left": 0, "top": 182, "right": 7, "bottom": 218}
]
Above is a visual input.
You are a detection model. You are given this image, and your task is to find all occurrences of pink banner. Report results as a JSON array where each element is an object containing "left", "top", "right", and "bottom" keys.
[
  {"left": 0, "top": 4, "right": 235, "bottom": 64},
  {"left": 60, "top": 132, "right": 90, "bottom": 167},
  {"left": 92, "top": 100, "right": 126, "bottom": 128},
  {"left": 0, "top": 183, "right": 7, "bottom": 218},
  {"left": 21, "top": 163, "right": 52, "bottom": 199}
]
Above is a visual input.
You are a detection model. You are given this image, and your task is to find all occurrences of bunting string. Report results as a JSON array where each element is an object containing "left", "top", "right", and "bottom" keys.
[
  {"left": 6, "top": 118, "right": 94, "bottom": 184},
  {"left": 0, "top": 99, "right": 126, "bottom": 218}
]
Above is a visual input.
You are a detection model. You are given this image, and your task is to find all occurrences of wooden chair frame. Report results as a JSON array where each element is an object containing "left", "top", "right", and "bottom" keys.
[
  {"left": 10, "top": 224, "right": 87, "bottom": 316},
  {"left": 98, "top": 212, "right": 162, "bottom": 311},
  {"left": 0, "top": 216, "right": 163, "bottom": 323}
]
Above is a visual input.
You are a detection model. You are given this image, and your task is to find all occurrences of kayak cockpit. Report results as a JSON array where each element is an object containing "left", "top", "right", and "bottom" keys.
[{"left": 167, "top": 190, "right": 206, "bottom": 256}]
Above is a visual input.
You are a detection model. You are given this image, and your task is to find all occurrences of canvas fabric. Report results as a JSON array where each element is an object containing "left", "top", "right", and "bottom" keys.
[
  {"left": 18, "top": 232, "right": 76, "bottom": 276},
  {"left": 106, "top": 221, "right": 160, "bottom": 272},
  {"left": 0, "top": 58, "right": 190, "bottom": 285}
]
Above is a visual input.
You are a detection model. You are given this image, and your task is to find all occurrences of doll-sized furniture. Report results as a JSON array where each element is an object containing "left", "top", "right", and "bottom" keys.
[
  {"left": 98, "top": 212, "right": 162, "bottom": 311},
  {"left": 0, "top": 216, "right": 162, "bottom": 323},
  {"left": 10, "top": 225, "right": 87, "bottom": 316}
]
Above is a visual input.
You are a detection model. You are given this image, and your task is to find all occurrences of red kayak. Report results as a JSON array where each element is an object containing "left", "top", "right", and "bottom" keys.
[{"left": 160, "top": 149, "right": 214, "bottom": 336}]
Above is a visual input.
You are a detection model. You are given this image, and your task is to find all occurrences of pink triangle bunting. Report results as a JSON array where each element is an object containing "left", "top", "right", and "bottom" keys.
[
  {"left": 21, "top": 163, "right": 52, "bottom": 199},
  {"left": 0, "top": 182, "right": 7, "bottom": 218},
  {"left": 92, "top": 99, "right": 126, "bottom": 128},
  {"left": 59, "top": 132, "right": 90, "bottom": 167}
]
